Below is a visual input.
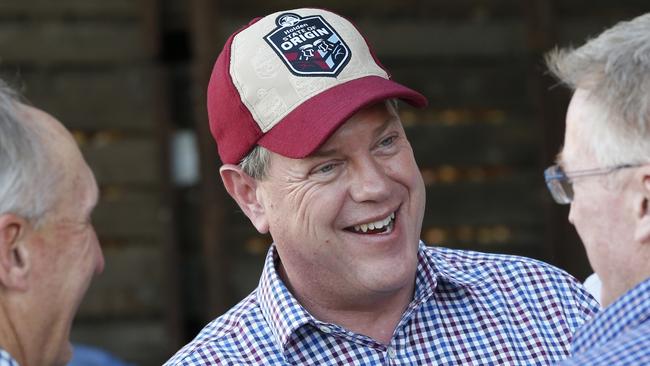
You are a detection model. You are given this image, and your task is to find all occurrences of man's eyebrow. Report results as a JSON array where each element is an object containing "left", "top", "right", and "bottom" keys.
[
  {"left": 310, "top": 147, "right": 337, "bottom": 158},
  {"left": 309, "top": 115, "right": 399, "bottom": 159},
  {"left": 375, "top": 115, "right": 399, "bottom": 136}
]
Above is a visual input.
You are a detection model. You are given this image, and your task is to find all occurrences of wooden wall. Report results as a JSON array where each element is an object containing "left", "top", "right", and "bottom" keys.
[{"left": 0, "top": 0, "right": 647, "bottom": 364}]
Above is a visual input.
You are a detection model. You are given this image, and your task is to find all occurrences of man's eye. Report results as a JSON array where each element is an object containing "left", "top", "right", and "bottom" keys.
[
  {"left": 379, "top": 135, "right": 397, "bottom": 147},
  {"left": 316, "top": 163, "right": 335, "bottom": 174}
]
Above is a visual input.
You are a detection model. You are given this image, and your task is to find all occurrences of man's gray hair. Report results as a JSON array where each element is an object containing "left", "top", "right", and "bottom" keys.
[
  {"left": 0, "top": 80, "right": 56, "bottom": 224},
  {"left": 546, "top": 13, "right": 650, "bottom": 166},
  {"left": 239, "top": 144, "right": 271, "bottom": 180},
  {"left": 237, "top": 99, "right": 401, "bottom": 179}
]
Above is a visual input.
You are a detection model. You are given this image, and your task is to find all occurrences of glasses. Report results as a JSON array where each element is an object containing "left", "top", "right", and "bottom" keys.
[{"left": 544, "top": 163, "right": 642, "bottom": 204}]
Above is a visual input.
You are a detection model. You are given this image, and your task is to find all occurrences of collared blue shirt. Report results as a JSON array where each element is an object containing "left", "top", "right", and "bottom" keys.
[
  {"left": 0, "top": 349, "right": 18, "bottom": 366},
  {"left": 558, "top": 277, "right": 650, "bottom": 365},
  {"left": 166, "top": 243, "right": 598, "bottom": 365}
]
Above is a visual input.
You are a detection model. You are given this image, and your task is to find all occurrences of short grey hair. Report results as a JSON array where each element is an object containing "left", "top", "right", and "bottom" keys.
[
  {"left": 546, "top": 13, "right": 650, "bottom": 166},
  {"left": 237, "top": 99, "right": 401, "bottom": 179},
  {"left": 239, "top": 144, "right": 271, "bottom": 180},
  {"left": 0, "top": 80, "right": 57, "bottom": 224}
]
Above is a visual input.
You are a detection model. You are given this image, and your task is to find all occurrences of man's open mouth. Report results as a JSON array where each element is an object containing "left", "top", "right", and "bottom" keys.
[{"left": 345, "top": 212, "right": 395, "bottom": 234}]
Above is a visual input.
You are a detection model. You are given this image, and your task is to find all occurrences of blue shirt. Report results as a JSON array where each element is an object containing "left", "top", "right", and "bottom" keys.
[
  {"left": 0, "top": 349, "right": 17, "bottom": 366},
  {"left": 166, "top": 243, "right": 599, "bottom": 365},
  {"left": 558, "top": 277, "right": 650, "bottom": 365}
]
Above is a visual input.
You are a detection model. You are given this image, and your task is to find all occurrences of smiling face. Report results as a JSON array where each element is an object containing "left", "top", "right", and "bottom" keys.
[{"left": 254, "top": 101, "right": 425, "bottom": 310}]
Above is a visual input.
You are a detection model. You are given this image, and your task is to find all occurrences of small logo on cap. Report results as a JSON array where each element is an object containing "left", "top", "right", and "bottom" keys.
[{"left": 265, "top": 12, "right": 351, "bottom": 77}]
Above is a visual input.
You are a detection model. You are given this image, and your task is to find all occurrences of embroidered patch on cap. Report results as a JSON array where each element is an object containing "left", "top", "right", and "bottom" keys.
[{"left": 264, "top": 12, "right": 351, "bottom": 77}]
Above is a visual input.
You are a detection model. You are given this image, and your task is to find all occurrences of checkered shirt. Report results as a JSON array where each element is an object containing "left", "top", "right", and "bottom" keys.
[
  {"left": 0, "top": 349, "right": 18, "bottom": 366},
  {"left": 166, "top": 243, "right": 598, "bottom": 365},
  {"left": 557, "top": 277, "right": 650, "bottom": 365}
]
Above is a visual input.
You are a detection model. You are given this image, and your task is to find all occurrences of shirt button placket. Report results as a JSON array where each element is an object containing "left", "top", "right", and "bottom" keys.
[{"left": 386, "top": 346, "right": 397, "bottom": 361}]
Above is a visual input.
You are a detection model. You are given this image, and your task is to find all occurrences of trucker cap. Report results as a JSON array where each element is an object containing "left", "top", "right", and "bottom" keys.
[{"left": 207, "top": 8, "right": 427, "bottom": 164}]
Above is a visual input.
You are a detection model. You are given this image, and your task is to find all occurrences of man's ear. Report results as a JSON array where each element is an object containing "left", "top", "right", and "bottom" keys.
[
  {"left": 634, "top": 166, "right": 650, "bottom": 244},
  {"left": 220, "top": 164, "right": 270, "bottom": 234},
  {"left": 0, "top": 214, "right": 30, "bottom": 290}
]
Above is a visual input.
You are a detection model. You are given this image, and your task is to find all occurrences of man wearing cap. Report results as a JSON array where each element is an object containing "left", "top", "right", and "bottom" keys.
[
  {"left": 166, "top": 8, "right": 598, "bottom": 365},
  {"left": 544, "top": 13, "right": 650, "bottom": 365}
]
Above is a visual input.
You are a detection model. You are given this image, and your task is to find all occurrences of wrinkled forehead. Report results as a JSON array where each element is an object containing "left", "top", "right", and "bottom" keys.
[{"left": 307, "top": 101, "right": 402, "bottom": 158}]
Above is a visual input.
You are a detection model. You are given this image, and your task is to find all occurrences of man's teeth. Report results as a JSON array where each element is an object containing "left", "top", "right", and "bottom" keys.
[{"left": 353, "top": 212, "right": 395, "bottom": 233}]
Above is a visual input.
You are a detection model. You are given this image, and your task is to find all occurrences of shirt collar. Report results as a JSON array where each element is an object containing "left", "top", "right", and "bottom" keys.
[
  {"left": 0, "top": 348, "right": 18, "bottom": 366},
  {"left": 257, "top": 242, "right": 473, "bottom": 352},
  {"left": 257, "top": 245, "right": 316, "bottom": 351},
  {"left": 572, "top": 276, "right": 650, "bottom": 353}
]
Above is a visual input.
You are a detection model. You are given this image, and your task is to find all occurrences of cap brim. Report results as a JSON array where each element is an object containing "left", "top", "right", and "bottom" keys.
[{"left": 257, "top": 75, "right": 427, "bottom": 159}]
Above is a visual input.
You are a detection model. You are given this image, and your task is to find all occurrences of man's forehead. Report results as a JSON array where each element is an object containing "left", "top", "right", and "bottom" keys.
[
  {"left": 557, "top": 128, "right": 581, "bottom": 171},
  {"left": 313, "top": 104, "right": 399, "bottom": 152}
]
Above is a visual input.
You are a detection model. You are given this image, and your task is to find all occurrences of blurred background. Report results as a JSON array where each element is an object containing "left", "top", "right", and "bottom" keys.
[{"left": 0, "top": 0, "right": 648, "bottom": 364}]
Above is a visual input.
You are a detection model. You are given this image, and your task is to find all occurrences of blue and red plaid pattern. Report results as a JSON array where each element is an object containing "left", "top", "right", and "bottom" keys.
[
  {"left": 557, "top": 277, "right": 650, "bottom": 365},
  {"left": 166, "top": 243, "right": 598, "bottom": 365},
  {"left": 0, "top": 349, "right": 18, "bottom": 366}
]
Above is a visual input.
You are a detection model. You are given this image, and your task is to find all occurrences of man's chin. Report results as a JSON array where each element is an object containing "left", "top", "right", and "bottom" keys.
[{"left": 52, "top": 341, "right": 74, "bottom": 366}]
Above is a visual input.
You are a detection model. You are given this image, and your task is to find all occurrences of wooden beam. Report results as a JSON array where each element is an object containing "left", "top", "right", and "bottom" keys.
[
  {"left": 141, "top": 0, "right": 185, "bottom": 351},
  {"left": 188, "top": 0, "right": 233, "bottom": 321},
  {"left": 0, "top": 22, "right": 146, "bottom": 64},
  {"left": 521, "top": 0, "right": 591, "bottom": 279}
]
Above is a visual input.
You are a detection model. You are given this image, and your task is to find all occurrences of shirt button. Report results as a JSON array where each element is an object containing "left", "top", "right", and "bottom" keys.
[
  {"left": 387, "top": 346, "right": 397, "bottom": 359},
  {"left": 318, "top": 325, "right": 332, "bottom": 334}
]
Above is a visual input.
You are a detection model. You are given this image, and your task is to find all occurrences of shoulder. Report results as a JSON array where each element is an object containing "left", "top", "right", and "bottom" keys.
[
  {"left": 559, "top": 321, "right": 650, "bottom": 365},
  {"left": 425, "top": 245, "right": 598, "bottom": 319},
  {"left": 164, "top": 292, "right": 278, "bottom": 365},
  {"left": 428, "top": 245, "right": 574, "bottom": 282},
  {"left": 429, "top": 245, "right": 579, "bottom": 284}
]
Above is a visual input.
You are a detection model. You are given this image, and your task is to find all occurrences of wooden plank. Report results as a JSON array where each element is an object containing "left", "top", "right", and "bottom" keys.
[
  {"left": 77, "top": 244, "right": 164, "bottom": 319},
  {"left": 364, "top": 20, "right": 624, "bottom": 59},
  {"left": 230, "top": 255, "right": 265, "bottom": 301},
  {"left": 82, "top": 138, "right": 159, "bottom": 185},
  {"left": 360, "top": 20, "right": 527, "bottom": 58},
  {"left": 71, "top": 320, "right": 169, "bottom": 366},
  {"left": 390, "top": 64, "right": 529, "bottom": 109},
  {"left": 92, "top": 190, "right": 163, "bottom": 239},
  {"left": 189, "top": 0, "right": 234, "bottom": 322},
  {"left": 406, "top": 122, "right": 540, "bottom": 166},
  {"left": 0, "top": 21, "right": 146, "bottom": 63},
  {"left": 0, "top": 0, "right": 139, "bottom": 18},
  {"left": 422, "top": 173, "right": 546, "bottom": 226},
  {"left": 3, "top": 68, "right": 156, "bottom": 132},
  {"left": 215, "top": 0, "right": 522, "bottom": 19},
  {"left": 431, "top": 242, "right": 548, "bottom": 262},
  {"left": 422, "top": 223, "right": 544, "bottom": 247},
  {"left": 554, "top": 1, "right": 649, "bottom": 18},
  {"left": 556, "top": 20, "right": 622, "bottom": 46}
]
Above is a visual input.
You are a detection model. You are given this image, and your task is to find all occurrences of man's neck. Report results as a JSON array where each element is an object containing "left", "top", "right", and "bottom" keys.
[
  {"left": 279, "top": 264, "right": 416, "bottom": 345},
  {"left": 0, "top": 297, "right": 41, "bottom": 366}
]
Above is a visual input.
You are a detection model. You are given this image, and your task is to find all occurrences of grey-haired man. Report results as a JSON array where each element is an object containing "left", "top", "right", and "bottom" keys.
[
  {"left": 544, "top": 13, "right": 650, "bottom": 365},
  {"left": 0, "top": 80, "right": 104, "bottom": 366}
]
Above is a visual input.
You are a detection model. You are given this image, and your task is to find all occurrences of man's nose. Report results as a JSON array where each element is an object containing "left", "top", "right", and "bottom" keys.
[
  {"left": 95, "top": 237, "right": 105, "bottom": 274},
  {"left": 96, "top": 250, "right": 105, "bottom": 274},
  {"left": 349, "top": 157, "right": 392, "bottom": 202}
]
